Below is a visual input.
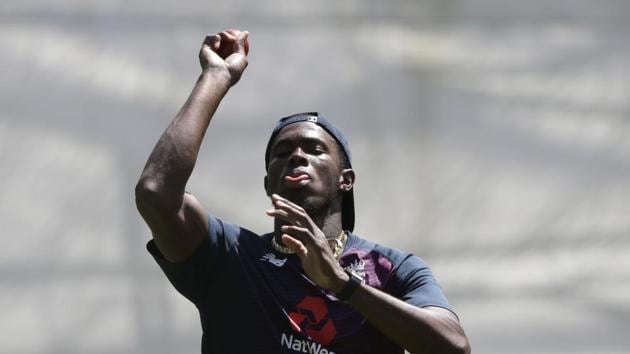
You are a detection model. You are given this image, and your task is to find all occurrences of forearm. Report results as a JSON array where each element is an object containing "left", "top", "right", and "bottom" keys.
[
  {"left": 345, "top": 284, "right": 470, "bottom": 354},
  {"left": 267, "top": 196, "right": 470, "bottom": 353},
  {"left": 137, "top": 71, "right": 231, "bottom": 203}
]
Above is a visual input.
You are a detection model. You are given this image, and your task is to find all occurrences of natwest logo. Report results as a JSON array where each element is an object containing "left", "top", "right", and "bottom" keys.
[
  {"left": 280, "top": 333, "right": 335, "bottom": 354},
  {"left": 288, "top": 296, "right": 337, "bottom": 346}
]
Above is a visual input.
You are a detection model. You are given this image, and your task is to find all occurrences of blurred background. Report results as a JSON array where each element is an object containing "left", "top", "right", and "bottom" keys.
[{"left": 1, "top": 0, "right": 629, "bottom": 353}]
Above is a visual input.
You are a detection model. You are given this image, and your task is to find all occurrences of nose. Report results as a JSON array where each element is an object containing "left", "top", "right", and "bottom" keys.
[{"left": 288, "top": 147, "right": 307, "bottom": 166}]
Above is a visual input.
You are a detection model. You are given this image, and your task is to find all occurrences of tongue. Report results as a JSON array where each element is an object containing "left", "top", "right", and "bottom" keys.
[{"left": 285, "top": 175, "right": 309, "bottom": 182}]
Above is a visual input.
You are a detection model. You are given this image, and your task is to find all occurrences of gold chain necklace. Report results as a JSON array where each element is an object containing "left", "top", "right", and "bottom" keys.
[
  {"left": 329, "top": 230, "right": 347, "bottom": 259},
  {"left": 270, "top": 235, "right": 295, "bottom": 254},
  {"left": 271, "top": 230, "right": 347, "bottom": 259}
]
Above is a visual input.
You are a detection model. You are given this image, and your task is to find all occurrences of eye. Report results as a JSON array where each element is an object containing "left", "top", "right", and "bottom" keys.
[
  {"left": 273, "top": 147, "right": 290, "bottom": 157},
  {"left": 305, "top": 142, "right": 326, "bottom": 155},
  {"left": 313, "top": 145, "right": 326, "bottom": 154}
]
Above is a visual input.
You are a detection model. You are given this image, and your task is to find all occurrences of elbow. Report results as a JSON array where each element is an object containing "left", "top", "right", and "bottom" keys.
[
  {"left": 450, "top": 333, "right": 471, "bottom": 354},
  {"left": 135, "top": 177, "right": 157, "bottom": 202},
  {"left": 135, "top": 177, "right": 183, "bottom": 215},
  {"left": 135, "top": 179, "right": 155, "bottom": 214},
  {"left": 430, "top": 330, "right": 470, "bottom": 354},
  {"left": 135, "top": 178, "right": 170, "bottom": 213},
  {"left": 410, "top": 331, "right": 470, "bottom": 354}
]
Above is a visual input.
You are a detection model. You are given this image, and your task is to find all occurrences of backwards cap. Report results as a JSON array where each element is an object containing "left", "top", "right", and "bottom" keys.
[{"left": 264, "top": 112, "right": 355, "bottom": 232}]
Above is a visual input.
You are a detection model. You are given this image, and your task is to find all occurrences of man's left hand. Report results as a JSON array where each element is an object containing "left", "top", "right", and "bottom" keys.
[{"left": 266, "top": 194, "right": 349, "bottom": 293}]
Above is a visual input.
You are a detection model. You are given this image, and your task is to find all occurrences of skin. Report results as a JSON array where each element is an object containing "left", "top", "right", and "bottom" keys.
[
  {"left": 135, "top": 30, "right": 248, "bottom": 261},
  {"left": 264, "top": 122, "right": 354, "bottom": 243},
  {"left": 135, "top": 29, "right": 470, "bottom": 354},
  {"left": 264, "top": 125, "right": 470, "bottom": 354}
]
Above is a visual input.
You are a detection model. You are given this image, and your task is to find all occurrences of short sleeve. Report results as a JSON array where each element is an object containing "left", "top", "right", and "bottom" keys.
[
  {"left": 146, "top": 214, "right": 226, "bottom": 304},
  {"left": 390, "top": 254, "right": 452, "bottom": 311}
]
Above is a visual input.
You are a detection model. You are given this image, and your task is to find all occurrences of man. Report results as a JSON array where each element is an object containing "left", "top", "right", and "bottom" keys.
[{"left": 135, "top": 29, "right": 470, "bottom": 354}]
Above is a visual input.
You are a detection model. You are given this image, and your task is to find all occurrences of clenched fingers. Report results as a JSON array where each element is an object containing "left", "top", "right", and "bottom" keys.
[{"left": 202, "top": 34, "right": 221, "bottom": 51}]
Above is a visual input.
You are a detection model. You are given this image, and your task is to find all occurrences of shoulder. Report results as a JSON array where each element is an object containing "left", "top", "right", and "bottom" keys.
[
  {"left": 343, "top": 233, "right": 424, "bottom": 271},
  {"left": 341, "top": 233, "right": 449, "bottom": 305},
  {"left": 340, "top": 233, "right": 419, "bottom": 290},
  {"left": 206, "top": 214, "right": 266, "bottom": 249}
]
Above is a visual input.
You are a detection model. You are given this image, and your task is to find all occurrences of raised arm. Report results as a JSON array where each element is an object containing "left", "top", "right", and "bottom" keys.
[{"left": 135, "top": 30, "right": 249, "bottom": 262}]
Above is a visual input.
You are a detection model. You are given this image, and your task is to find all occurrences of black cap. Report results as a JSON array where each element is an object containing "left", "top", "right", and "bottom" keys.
[{"left": 265, "top": 112, "right": 355, "bottom": 232}]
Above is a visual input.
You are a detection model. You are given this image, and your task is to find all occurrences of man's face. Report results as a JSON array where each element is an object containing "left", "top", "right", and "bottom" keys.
[{"left": 265, "top": 122, "right": 345, "bottom": 212}]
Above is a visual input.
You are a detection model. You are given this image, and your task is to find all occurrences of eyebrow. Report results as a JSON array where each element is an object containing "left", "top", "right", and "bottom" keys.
[{"left": 271, "top": 136, "right": 329, "bottom": 151}]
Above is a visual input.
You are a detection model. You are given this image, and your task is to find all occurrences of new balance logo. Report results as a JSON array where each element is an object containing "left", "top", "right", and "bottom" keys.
[{"left": 261, "top": 253, "right": 287, "bottom": 267}]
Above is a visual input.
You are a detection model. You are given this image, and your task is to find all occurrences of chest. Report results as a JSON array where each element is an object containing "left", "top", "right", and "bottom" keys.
[{"left": 200, "top": 240, "right": 400, "bottom": 354}]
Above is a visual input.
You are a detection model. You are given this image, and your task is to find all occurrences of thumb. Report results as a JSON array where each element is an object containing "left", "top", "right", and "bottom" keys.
[{"left": 235, "top": 31, "right": 249, "bottom": 55}]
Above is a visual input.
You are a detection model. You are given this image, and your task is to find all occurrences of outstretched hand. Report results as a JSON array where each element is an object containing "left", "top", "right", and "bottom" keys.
[
  {"left": 199, "top": 29, "right": 249, "bottom": 86},
  {"left": 266, "top": 194, "right": 349, "bottom": 293}
]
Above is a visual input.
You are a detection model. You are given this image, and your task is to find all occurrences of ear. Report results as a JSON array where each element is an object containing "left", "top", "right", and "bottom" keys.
[
  {"left": 338, "top": 168, "right": 355, "bottom": 193},
  {"left": 264, "top": 175, "right": 271, "bottom": 196}
]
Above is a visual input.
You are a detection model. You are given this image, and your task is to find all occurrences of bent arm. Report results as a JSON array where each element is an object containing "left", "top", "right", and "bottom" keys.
[
  {"left": 135, "top": 69, "right": 230, "bottom": 262},
  {"left": 267, "top": 195, "right": 470, "bottom": 353},
  {"left": 135, "top": 31, "right": 248, "bottom": 262},
  {"left": 344, "top": 284, "right": 470, "bottom": 354}
]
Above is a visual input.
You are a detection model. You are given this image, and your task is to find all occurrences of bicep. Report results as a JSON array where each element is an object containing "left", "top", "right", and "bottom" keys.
[{"left": 138, "top": 192, "right": 209, "bottom": 262}]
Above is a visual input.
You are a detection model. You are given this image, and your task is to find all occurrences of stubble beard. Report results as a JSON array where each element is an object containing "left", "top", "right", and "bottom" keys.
[{"left": 296, "top": 190, "right": 343, "bottom": 226}]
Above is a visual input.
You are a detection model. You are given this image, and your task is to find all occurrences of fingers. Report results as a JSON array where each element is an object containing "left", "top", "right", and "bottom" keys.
[
  {"left": 281, "top": 234, "right": 308, "bottom": 257},
  {"left": 265, "top": 208, "right": 291, "bottom": 223},
  {"left": 217, "top": 29, "right": 248, "bottom": 53},
  {"left": 265, "top": 207, "right": 304, "bottom": 227},
  {"left": 203, "top": 29, "right": 248, "bottom": 55},
  {"left": 235, "top": 31, "right": 249, "bottom": 55},
  {"left": 267, "top": 194, "right": 310, "bottom": 226},
  {"left": 217, "top": 30, "right": 234, "bottom": 43},
  {"left": 281, "top": 225, "right": 310, "bottom": 242},
  {"left": 272, "top": 194, "right": 306, "bottom": 215},
  {"left": 266, "top": 194, "right": 323, "bottom": 251},
  {"left": 202, "top": 34, "right": 221, "bottom": 51}
]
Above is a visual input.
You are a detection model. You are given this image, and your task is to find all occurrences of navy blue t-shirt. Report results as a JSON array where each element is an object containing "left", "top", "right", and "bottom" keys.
[{"left": 147, "top": 215, "right": 453, "bottom": 354}]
